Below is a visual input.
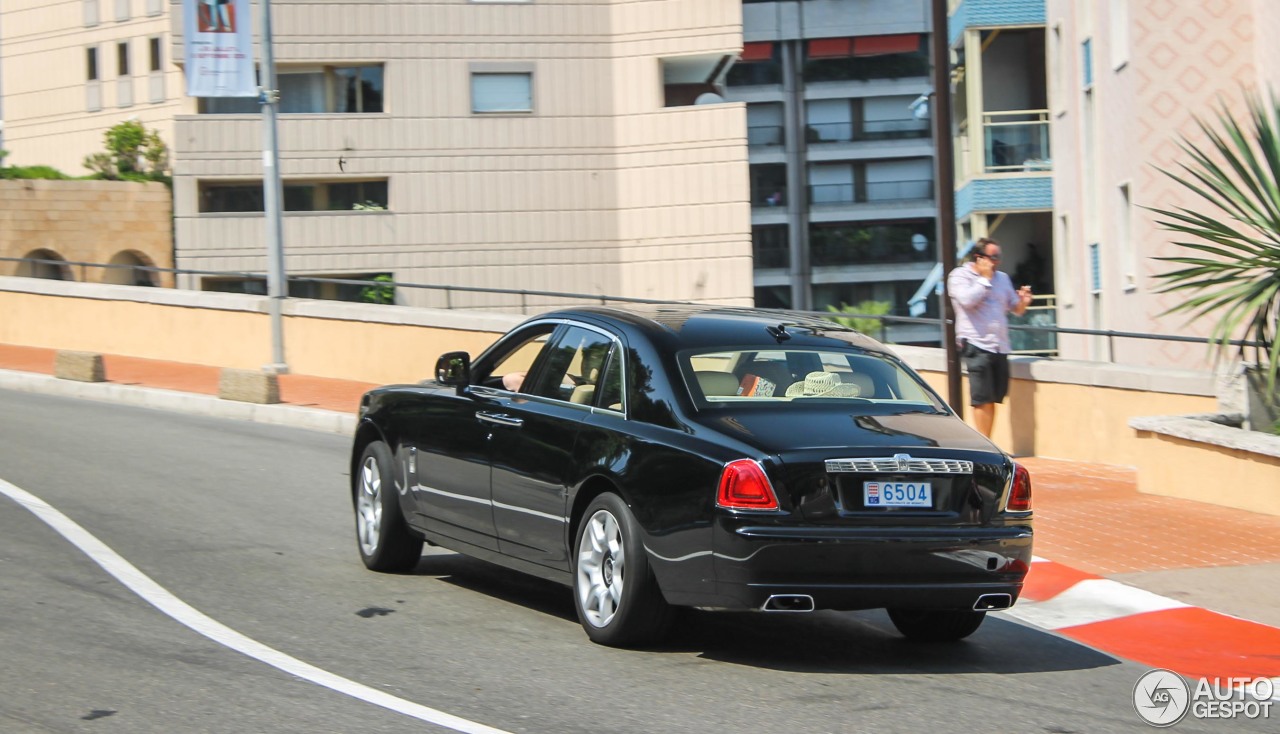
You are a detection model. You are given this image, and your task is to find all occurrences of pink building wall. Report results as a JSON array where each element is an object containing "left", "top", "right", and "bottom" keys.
[{"left": 1048, "top": 0, "right": 1268, "bottom": 369}]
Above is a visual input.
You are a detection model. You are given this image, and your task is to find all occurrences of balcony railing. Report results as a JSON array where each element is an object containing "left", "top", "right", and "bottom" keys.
[
  {"left": 748, "top": 124, "right": 784, "bottom": 147},
  {"left": 984, "top": 109, "right": 1051, "bottom": 173},
  {"left": 806, "top": 118, "right": 930, "bottom": 144},
  {"left": 809, "top": 179, "right": 934, "bottom": 205},
  {"left": 1009, "top": 294, "right": 1058, "bottom": 355}
]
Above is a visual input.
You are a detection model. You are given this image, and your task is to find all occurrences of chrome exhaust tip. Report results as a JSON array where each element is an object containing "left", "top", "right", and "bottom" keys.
[
  {"left": 973, "top": 593, "right": 1013, "bottom": 611},
  {"left": 761, "top": 594, "right": 815, "bottom": 612}
]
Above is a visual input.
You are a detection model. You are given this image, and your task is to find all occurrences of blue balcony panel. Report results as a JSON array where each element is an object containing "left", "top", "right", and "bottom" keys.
[
  {"left": 949, "top": 0, "right": 1047, "bottom": 46},
  {"left": 955, "top": 176, "right": 1052, "bottom": 220}
]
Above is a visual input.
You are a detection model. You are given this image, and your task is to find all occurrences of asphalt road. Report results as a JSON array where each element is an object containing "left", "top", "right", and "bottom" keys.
[{"left": 0, "top": 388, "right": 1267, "bottom": 734}]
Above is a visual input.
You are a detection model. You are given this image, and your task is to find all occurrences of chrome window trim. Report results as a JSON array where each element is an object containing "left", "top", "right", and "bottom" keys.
[{"left": 479, "top": 317, "right": 628, "bottom": 417}]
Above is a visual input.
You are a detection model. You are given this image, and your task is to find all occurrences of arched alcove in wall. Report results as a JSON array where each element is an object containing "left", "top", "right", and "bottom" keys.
[
  {"left": 105, "top": 250, "right": 159, "bottom": 286},
  {"left": 15, "top": 249, "right": 73, "bottom": 281}
]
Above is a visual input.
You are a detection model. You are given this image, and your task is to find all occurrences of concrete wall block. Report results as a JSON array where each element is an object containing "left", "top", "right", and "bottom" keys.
[
  {"left": 219, "top": 368, "right": 280, "bottom": 404},
  {"left": 54, "top": 350, "right": 105, "bottom": 382}
]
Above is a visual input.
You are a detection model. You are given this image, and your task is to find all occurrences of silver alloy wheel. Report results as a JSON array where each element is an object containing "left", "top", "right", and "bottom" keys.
[
  {"left": 577, "top": 508, "right": 625, "bottom": 628},
  {"left": 356, "top": 455, "right": 383, "bottom": 556}
]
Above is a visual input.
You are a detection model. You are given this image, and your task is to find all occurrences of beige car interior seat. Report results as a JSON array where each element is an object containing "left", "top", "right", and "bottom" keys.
[{"left": 695, "top": 370, "right": 741, "bottom": 397}]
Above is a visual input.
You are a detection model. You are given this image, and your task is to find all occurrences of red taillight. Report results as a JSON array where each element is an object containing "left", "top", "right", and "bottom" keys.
[
  {"left": 1007, "top": 462, "right": 1032, "bottom": 512},
  {"left": 716, "top": 459, "right": 780, "bottom": 511}
]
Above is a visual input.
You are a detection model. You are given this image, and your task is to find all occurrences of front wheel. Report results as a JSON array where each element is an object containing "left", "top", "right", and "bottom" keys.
[
  {"left": 573, "top": 493, "right": 673, "bottom": 647},
  {"left": 353, "top": 441, "right": 423, "bottom": 572},
  {"left": 887, "top": 608, "right": 986, "bottom": 642}
]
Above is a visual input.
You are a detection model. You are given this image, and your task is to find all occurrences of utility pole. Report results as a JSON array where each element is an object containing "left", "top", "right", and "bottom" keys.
[
  {"left": 930, "top": 0, "right": 962, "bottom": 415},
  {"left": 260, "top": 0, "right": 288, "bottom": 373}
]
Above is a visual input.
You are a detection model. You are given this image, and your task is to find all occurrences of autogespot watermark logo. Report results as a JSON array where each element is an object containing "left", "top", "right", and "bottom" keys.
[{"left": 1133, "top": 669, "right": 1275, "bottom": 727}]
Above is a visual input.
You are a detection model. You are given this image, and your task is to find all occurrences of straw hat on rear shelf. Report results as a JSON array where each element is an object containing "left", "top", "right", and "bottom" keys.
[{"left": 784, "top": 371, "right": 862, "bottom": 398}]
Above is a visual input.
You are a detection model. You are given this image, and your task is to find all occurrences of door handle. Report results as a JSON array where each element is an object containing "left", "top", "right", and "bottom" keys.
[{"left": 476, "top": 411, "right": 524, "bottom": 428}]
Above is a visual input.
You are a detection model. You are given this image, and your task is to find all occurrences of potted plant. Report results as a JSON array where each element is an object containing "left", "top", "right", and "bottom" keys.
[{"left": 1150, "top": 91, "right": 1280, "bottom": 433}]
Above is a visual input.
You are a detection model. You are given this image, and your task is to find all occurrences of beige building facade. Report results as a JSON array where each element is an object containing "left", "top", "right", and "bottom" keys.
[
  {"left": 3, "top": 1, "right": 754, "bottom": 309},
  {"left": 1045, "top": 0, "right": 1280, "bottom": 367},
  {"left": 1, "top": 0, "right": 186, "bottom": 172}
]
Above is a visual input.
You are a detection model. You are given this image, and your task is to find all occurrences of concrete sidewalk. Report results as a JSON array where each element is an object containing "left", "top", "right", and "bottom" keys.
[{"left": 2, "top": 343, "right": 1279, "bottom": 683}]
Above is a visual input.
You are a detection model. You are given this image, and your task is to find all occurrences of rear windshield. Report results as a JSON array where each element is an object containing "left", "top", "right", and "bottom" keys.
[{"left": 680, "top": 348, "right": 947, "bottom": 413}]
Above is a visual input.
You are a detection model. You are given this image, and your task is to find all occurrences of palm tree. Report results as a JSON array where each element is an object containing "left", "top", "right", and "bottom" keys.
[{"left": 1149, "top": 91, "right": 1280, "bottom": 406}]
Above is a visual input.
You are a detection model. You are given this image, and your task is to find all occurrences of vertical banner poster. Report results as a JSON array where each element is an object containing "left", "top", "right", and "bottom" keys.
[{"left": 183, "top": 0, "right": 256, "bottom": 97}]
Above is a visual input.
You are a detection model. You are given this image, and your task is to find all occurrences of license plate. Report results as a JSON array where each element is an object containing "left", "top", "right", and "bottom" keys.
[{"left": 864, "top": 481, "right": 932, "bottom": 507}]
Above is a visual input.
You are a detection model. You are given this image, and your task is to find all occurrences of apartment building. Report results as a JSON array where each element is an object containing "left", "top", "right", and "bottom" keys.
[
  {"left": 1046, "top": 0, "right": 1280, "bottom": 367},
  {"left": 947, "top": 0, "right": 1054, "bottom": 354},
  {"left": 725, "top": 0, "right": 939, "bottom": 343},
  {"left": 2, "top": 1, "right": 754, "bottom": 309}
]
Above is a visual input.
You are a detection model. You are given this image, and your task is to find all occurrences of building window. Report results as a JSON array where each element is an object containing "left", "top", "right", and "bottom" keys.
[
  {"left": 279, "top": 66, "right": 384, "bottom": 114},
  {"left": 83, "top": 0, "right": 99, "bottom": 26},
  {"left": 1118, "top": 183, "right": 1135, "bottom": 291},
  {"left": 117, "top": 41, "right": 130, "bottom": 76},
  {"left": 1081, "top": 38, "right": 1093, "bottom": 88},
  {"left": 471, "top": 72, "right": 533, "bottom": 113},
  {"left": 87, "top": 47, "right": 100, "bottom": 81},
  {"left": 809, "top": 220, "right": 936, "bottom": 267},
  {"left": 1089, "top": 242, "right": 1101, "bottom": 294},
  {"left": 149, "top": 37, "right": 162, "bottom": 72},
  {"left": 199, "top": 180, "right": 390, "bottom": 213},
  {"left": 146, "top": 0, "right": 163, "bottom": 15},
  {"left": 803, "top": 35, "right": 928, "bottom": 83},
  {"left": 1109, "top": 0, "right": 1129, "bottom": 70},
  {"left": 752, "top": 225, "right": 790, "bottom": 269},
  {"left": 200, "top": 66, "right": 384, "bottom": 114},
  {"left": 1050, "top": 23, "right": 1063, "bottom": 113},
  {"left": 727, "top": 42, "right": 782, "bottom": 87},
  {"left": 203, "top": 273, "right": 394, "bottom": 303},
  {"left": 115, "top": 0, "right": 130, "bottom": 22}
]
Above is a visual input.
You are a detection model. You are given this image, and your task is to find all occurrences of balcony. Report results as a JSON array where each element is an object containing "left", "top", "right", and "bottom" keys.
[
  {"left": 1010, "top": 294, "right": 1058, "bottom": 355},
  {"left": 748, "top": 124, "right": 784, "bottom": 147},
  {"left": 805, "top": 118, "right": 930, "bottom": 144},
  {"left": 809, "top": 179, "right": 933, "bottom": 206},
  {"left": 984, "top": 110, "right": 1051, "bottom": 173}
]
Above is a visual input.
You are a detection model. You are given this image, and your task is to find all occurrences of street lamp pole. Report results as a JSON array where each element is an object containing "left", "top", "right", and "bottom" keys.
[
  {"left": 260, "top": 0, "right": 288, "bottom": 373},
  {"left": 930, "top": 0, "right": 962, "bottom": 415}
]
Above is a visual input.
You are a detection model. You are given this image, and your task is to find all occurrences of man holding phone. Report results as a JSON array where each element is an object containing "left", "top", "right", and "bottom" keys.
[{"left": 947, "top": 237, "right": 1034, "bottom": 438}]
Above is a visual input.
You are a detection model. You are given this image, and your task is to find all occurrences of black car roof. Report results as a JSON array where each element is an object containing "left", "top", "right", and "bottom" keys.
[{"left": 537, "top": 304, "right": 892, "bottom": 354}]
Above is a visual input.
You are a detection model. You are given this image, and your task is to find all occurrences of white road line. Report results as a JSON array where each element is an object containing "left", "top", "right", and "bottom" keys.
[
  {"left": 0, "top": 477, "right": 512, "bottom": 734},
  {"left": 1004, "top": 578, "right": 1190, "bottom": 630}
]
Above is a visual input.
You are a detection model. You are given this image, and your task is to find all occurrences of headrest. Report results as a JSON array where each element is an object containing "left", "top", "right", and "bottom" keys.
[{"left": 696, "top": 370, "right": 741, "bottom": 397}]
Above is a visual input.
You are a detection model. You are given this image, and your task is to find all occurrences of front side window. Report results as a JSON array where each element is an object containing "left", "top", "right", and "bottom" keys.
[
  {"left": 471, "top": 72, "right": 532, "bottom": 113},
  {"left": 682, "top": 348, "right": 945, "bottom": 413},
  {"left": 87, "top": 47, "right": 100, "bottom": 81},
  {"left": 117, "top": 41, "right": 130, "bottom": 76},
  {"left": 474, "top": 325, "right": 557, "bottom": 392},
  {"left": 525, "top": 326, "right": 615, "bottom": 405}
]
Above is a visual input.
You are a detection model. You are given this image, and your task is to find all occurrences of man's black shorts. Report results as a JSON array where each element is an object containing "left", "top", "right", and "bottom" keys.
[{"left": 962, "top": 342, "right": 1009, "bottom": 406}]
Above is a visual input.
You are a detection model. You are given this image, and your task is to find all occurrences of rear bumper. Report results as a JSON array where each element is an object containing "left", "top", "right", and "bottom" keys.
[{"left": 699, "top": 519, "right": 1033, "bottom": 612}]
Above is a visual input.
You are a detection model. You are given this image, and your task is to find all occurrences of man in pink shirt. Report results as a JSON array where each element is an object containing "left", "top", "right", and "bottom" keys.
[{"left": 947, "top": 237, "right": 1033, "bottom": 437}]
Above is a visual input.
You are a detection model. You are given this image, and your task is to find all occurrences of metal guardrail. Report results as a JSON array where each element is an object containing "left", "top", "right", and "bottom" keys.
[{"left": 0, "top": 256, "right": 1264, "bottom": 359}]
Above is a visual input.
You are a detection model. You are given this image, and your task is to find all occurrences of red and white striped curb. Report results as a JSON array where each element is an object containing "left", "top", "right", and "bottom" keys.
[{"left": 1001, "top": 557, "right": 1280, "bottom": 697}]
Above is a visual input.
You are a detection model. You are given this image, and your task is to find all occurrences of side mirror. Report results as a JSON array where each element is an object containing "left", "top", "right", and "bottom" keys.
[{"left": 435, "top": 351, "right": 471, "bottom": 387}]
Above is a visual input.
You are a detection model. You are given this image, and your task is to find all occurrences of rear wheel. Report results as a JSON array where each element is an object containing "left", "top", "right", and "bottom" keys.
[
  {"left": 573, "top": 493, "right": 673, "bottom": 647},
  {"left": 887, "top": 608, "right": 986, "bottom": 642},
  {"left": 354, "top": 441, "right": 423, "bottom": 572}
]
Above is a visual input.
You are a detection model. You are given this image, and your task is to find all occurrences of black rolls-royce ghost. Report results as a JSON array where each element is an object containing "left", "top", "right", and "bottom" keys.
[{"left": 349, "top": 306, "right": 1032, "bottom": 647}]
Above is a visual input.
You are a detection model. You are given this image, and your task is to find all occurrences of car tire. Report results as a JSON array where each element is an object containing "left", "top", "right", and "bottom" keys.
[
  {"left": 353, "top": 441, "right": 423, "bottom": 573},
  {"left": 573, "top": 493, "right": 673, "bottom": 647},
  {"left": 887, "top": 608, "right": 986, "bottom": 642}
]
